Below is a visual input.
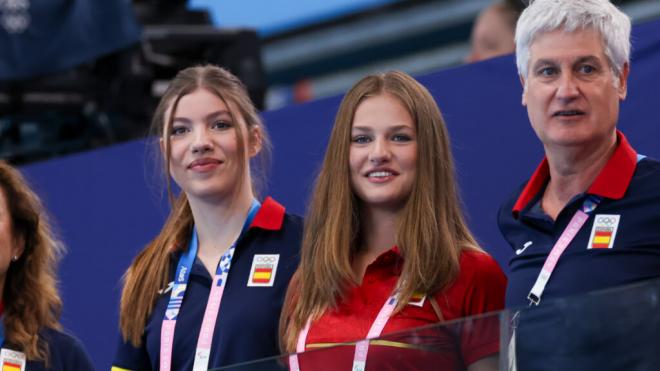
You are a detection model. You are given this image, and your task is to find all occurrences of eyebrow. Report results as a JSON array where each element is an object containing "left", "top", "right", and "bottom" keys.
[
  {"left": 532, "top": 55, "right": 603, "bottom": 70},
  {"left": 172, "top": 109, "right": 232, "bottom": 124},
  {"left": 574, "top": 55, "right": 603, "bottom": 66},
  {"left": 351, "top": 124, "right": 414, "bottom": 132}
]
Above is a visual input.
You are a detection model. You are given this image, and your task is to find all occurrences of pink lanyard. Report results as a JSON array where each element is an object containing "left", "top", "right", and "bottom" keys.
[
  {"left": 161, "top": 242, "right": 237, "bottom": 371},
  {"left": 527, "top": 195, "right": 601, "bottom": 305},
  {"left": 527, "top": 155, "right": 646, "bottom": 305},
  {"left": 289, "top": 294, "right": 399, "bottom": 371},
  {"left": 160, "top": 200, "right": 260, "bottom": 371}
]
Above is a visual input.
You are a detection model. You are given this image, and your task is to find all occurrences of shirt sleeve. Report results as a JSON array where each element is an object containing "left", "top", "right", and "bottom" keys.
[
  {"left": 63, "top": 335, "right": 96, "bottom": 371},
  {"left": 36, "top": 329, "right": 96, "bottom": 371}
]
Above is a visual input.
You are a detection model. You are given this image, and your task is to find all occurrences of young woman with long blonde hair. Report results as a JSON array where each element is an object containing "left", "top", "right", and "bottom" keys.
[
  {"left": 281, "top": 71, "right": 506, "bottom": 370},
  {"left": 112, "top": 65, "right": 302, "bottom": 371}
]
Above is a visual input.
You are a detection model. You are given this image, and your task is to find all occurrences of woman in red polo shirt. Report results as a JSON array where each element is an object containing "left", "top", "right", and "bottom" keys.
[{"left": 281, "top": 71, "right": 506, "bottom": 370}]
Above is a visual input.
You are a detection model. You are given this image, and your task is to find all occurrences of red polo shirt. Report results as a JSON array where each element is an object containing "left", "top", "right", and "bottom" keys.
[{"left": 297, "top": 249, "right": 506, "bottom": 370}]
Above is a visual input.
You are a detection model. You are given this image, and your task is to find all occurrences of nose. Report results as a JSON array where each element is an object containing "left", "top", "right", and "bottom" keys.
[
  {"left": 368, "top": 137, "right": 391, "bottom": 164},
  {"left": 556, "top": 72, "right": 580, "bottom": 102},
  {"left": 191, "top": 127, "right": 212, "bottom": 154}
]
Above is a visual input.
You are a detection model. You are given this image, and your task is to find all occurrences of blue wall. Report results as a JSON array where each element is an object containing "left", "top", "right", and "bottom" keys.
[{"left": 20, "top": 18, "right": 660, "bottom": 370}]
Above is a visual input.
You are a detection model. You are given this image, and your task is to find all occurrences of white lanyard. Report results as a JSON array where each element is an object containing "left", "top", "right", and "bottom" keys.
[
  {"left": 289, "top": 293, "right": 399, "bottom": 371},
  {"left": 160, "top": 200, "right": 260, "bottom": 371},
  {"left": 527, "top": 195, "right": 601, "bottom": 305}
]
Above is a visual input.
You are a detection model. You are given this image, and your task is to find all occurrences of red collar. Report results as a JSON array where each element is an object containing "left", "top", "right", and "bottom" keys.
[
  {"left": 248, "top": 196, "right": 286, "bottom": 231},
  {"left": 368, "top": 246, "right": 403, "bottom": 267},
  {"left": 512, "top": 131, "right": 638, "bottom": 217}
]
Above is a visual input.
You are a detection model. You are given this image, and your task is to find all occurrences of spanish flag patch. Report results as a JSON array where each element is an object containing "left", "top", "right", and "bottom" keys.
[
  {"left": 587, "top": 214, "right": 620, "bottom": 250},
  {"left": 0, "top": 348, "right": 25, "bottom": 371},
  {"left": 247, "top": 254, "right": 279, "bottom": 287}
]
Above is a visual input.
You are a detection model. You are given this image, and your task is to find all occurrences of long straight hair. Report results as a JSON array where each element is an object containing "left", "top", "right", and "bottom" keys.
[
  {"left": 0, "top": 161, "right": 63, "bottom": 363},
  {"left": 281, "top": 71, "right": 481, "bottom": 351},
  {"left": 119, "top": 65, "right": 270, "bottom": 346}
]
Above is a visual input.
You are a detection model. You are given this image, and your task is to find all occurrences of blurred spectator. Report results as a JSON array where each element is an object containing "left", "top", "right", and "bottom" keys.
[{"left": 466, "top": 0, "right": 525, "bottom": 63}]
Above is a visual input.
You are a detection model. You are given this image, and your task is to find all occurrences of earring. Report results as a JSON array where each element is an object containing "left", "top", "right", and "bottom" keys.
[{"left": 12, "top": 256, "right": 18, "bottom": 262}]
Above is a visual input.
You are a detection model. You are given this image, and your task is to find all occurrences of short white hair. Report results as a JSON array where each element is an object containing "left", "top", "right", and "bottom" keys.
[{"left": 515, "top": 0, "right": 631, "bottom": 78}]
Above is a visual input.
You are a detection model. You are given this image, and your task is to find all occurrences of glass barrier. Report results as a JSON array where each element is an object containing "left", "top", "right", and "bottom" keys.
[
  {"left": 504, "top": 277, "right": 660, "bottom": 371},
  {"left": 211, "top": 277, "right": 660, "bottom": 371}
]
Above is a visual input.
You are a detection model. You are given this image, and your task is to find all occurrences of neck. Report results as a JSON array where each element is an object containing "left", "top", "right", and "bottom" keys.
[
  {"left": 187, "top": 186, "right": 255, "bottom": 274},
  {"left": 352, "top": 205, "right": 400, "bottom": 282},
  {"left": 542, "top": 132, "right": 617, "bottom": 219}
]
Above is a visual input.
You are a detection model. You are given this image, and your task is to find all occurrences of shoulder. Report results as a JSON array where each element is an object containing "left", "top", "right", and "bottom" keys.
[
  {"left": 256, "top": 198, "right": 304, "bottom": 249},
  {"left": 438, "top": 250, "right": 506, "bottom": 316},
  {"left": 38, "top": 328, "right": 95, "bottom": 371},
  {"left": 458, "top": 250, "right": 507, "bottom": 282},
  {"left": 631, "top": 157, "right": 660, "bottom": 192},
  {"left": 247, "top": 200, "right": 302, "bottom": 267},
  {"left": 612, "top": 157, "right": 660, "bottom": 216},
  {"left": 40, "top": 328, "right": 89, "bottom": 355},
  {"left": 257, "top": 197, "right": 303, "bottom": 234},
  {"left": 282, "top": 212, "right": 304, "bottom": 231},
  {"left": 497, "top": 180, "right": 534, "bottom": 251},
  {"left": 260, "top": 210, "right": 303, "bottom": 249},
  {"left": 269, "top": 212, "right": 302, "bottom": 266}
]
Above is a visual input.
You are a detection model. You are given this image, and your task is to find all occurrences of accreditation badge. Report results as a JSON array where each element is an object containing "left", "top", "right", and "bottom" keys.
[
  {"left": 247, "top": 254, "right": 279, "bottom": 287},
  {"left": 1, "top": 348, "right": 26, "bottom": 371},
  {"left": 587, "top": 214, "right": 620, "bottom": 249}
]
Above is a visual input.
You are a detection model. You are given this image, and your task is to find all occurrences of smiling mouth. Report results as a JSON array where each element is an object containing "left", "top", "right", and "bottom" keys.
[{"left": 368, "top": 171, "right": 393, "bottom": 178}]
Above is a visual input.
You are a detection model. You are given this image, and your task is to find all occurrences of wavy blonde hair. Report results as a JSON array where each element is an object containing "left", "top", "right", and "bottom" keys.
[
  {"left": 281, "top": 71, "right": 482, "bottom": 351},
  {"left": 0, "top": 161, "right": 64, "bottom": 362}
]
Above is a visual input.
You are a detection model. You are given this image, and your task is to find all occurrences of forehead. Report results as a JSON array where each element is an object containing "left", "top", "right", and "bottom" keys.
[
  {"left": 352, "top": 93, "right": 414, "bottom": 129},
  {"left": 170, "top": 88, "right": 230, "bottom": 117},
  {"left": 529, "top": 28, "right": 607, "bottom": 63}
]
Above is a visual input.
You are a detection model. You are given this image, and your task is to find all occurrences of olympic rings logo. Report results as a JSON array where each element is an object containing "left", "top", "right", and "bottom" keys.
[
  {"left": 255, "top": 256, "right": 277, "bottom": 263},
  {"left": 596, "top": 216, "right": 617, "bottom": 225}
]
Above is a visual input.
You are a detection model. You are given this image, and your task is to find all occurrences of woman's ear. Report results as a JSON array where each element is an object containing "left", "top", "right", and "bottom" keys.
[
  {"left": 11, "top": 234, "right": 25, "bottom": 262},
  {"left": 248, "top": 126, "right": 263, "bottom": 158}
]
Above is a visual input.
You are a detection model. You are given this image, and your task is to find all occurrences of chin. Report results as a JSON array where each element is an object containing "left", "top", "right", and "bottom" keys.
[
  {"left": 185, "top": 185, "right": 232, "bottom": 201},
  {"left": 362, "top": 196, "right": 408, "bottom": 211},
  {"left": 542, "top": 128, "right": 604, "bottom": 147}
]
